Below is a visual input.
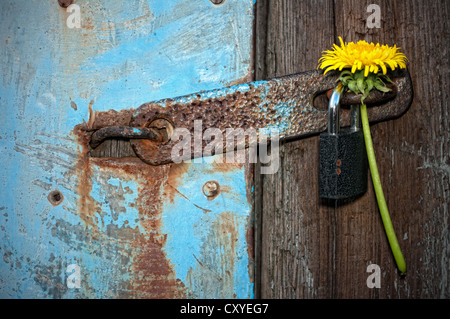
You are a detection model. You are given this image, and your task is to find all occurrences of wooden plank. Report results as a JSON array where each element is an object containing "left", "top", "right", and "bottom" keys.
[
  {"left": 255, "top": 0, "right": 336, "bottom": 299},
  {"left": 257, "top": 0, "right": 449, "bottom": 298}
]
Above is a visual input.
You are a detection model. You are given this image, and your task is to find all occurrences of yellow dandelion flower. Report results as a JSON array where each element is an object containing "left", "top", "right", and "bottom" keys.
[
  {"left": 317, "top": 37, "right": 409, "bottom": 276},
  {"left": 318, "top": 37, "right": 408, "bottom": 77}
]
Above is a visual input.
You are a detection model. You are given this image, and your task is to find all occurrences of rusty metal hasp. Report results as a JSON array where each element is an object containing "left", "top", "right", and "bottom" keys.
[{"left": 85, "top": 69, "right": 413, "bottom": 165}]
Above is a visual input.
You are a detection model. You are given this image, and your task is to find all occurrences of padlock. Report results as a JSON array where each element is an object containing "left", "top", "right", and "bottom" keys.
[{"left": 319, "top": 85, "right": 368, "bottom": 200}]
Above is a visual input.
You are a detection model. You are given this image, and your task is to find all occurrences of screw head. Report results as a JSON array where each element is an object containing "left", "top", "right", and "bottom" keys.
[
  {"left": 202, "top": 181, "right": 220, "bottom": 199},
  {"left": 147, "top": 117, "right": 174, "bottom": 143}
]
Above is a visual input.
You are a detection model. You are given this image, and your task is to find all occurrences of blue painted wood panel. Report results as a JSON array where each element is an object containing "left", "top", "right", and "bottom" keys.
[{"left": 0, "top": 0, "right": 254, "bottom": 298}]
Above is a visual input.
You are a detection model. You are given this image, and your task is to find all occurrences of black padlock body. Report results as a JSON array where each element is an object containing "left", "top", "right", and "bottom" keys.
[{"left": 319, "top": 128, "right": 368, "bottom": 200}]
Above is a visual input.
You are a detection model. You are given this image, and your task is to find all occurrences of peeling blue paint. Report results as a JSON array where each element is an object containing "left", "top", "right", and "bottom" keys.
[{"left": 1, "top": 0, "right": 254, "bottom": 299}]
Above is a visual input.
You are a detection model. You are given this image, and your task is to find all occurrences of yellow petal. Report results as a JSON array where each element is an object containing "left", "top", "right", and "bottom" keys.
[{"left": 380, "top": 62, "right": 387, "bottom": 74}]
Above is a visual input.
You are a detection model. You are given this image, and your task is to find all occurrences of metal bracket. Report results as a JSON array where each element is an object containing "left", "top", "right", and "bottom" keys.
[{"left": 85, "top": 69, "right": 413, "bottom": 165}]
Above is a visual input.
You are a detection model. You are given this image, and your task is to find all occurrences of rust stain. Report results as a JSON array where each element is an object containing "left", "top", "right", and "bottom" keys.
[
  {"left": 129, "top": 161, "right": 186, "bottom": 298},
  {"left": 213, "top": 211, "right": 238, "bottom": 293},
  {"left": 210, "top": 159, "right": 245, "bottom": 173},
  {"left": 217, "top": 212, "right": 237, "bottom": 259},
  {"left": 73, "top": 124, "right": 186, "bottom": 298},
  {"left": 72, "top": 125, "right": 102, "bottom": 230},
  {"left": 90, "top": 108, "right": 133, "bottom": 131},
  {"left": 82, "top": 15, "right": 95, "bottom": 31},
  {"left": 228, "top": 66, "right": 254, "bottom": 87},
  {"left": 87, "top": 100, "right": 96, "bottom": 130},
  {"left": 164, "top": 162, "right": 190, "bottom": 204}
]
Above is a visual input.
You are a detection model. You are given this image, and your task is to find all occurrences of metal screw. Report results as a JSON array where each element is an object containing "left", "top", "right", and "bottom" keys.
[
  {"left": 58, "top": 0, "right": 74, "bottom": 8},
  {"left": 147, "top": 118, "right": 174, "bottom": 143},
  {"left": 210, "top": 0, "right": 225, "bottom": 5},
  {"left": 202, "top": 181, "right": 220, "bottom": 199}
]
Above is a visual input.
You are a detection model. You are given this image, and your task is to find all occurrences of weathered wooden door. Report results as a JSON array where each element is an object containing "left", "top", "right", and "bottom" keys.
[{"left": 255, "top": 0, "right": 449, "bottom": 298}]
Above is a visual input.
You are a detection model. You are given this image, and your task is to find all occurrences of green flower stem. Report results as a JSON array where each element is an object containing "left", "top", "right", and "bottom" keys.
[{"left": 360, "top": 103, "right": 407, "bottom": 275}]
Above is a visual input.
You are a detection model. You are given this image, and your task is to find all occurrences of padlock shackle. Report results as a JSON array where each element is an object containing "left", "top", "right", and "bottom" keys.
[
  {"left": 328, "top": 84, "right": 343, "bottom": 135},
  {"left": 350, "top": 104, "right": 362, "bottom": 131}
]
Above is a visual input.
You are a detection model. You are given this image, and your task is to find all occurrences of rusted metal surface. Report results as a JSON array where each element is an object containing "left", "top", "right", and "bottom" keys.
[
  {"left": 82, "top": 69, "right": 412, "bottom": 165},
  {"left": 129, "top": 70, "right": 331, "bottom": 166},
  {"left": 340, "top": 82, "right": 398, "bottom": 105}
]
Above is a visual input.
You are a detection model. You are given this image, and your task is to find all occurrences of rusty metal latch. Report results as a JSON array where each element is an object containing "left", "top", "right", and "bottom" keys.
[
  {"left": 89, "top": 122, "right": 173, "bottom": 149},
  {"left": 90, "top": 126, "right": 164, "bottom": 149},
  {"left": 85, "top": 69, "right": 413, "bottom": 165}
]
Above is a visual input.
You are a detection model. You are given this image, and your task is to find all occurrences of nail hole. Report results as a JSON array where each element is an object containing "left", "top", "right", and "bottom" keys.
[
  {"left": 48, "top": 190, "right": 64, "bottom": 206},
  {"left": 58, "top": 0, "right": 74, "bottom": 8},
  {"left": 313, "top": 91, "right": 330, "bottom": 111}
]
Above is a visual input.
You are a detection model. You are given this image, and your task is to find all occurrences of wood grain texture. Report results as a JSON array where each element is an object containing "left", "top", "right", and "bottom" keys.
[{"left": 256, "top": 0, "right": 449, "bottom": 298}]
